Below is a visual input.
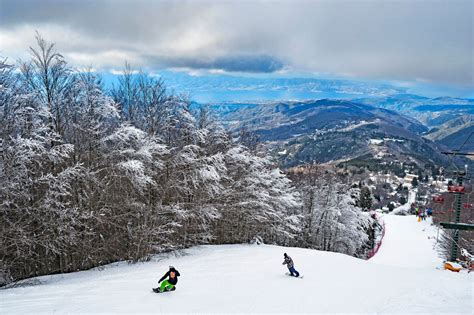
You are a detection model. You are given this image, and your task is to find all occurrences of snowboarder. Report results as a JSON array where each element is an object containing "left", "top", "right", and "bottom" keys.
[
  {"left": 153, "top": 266, "right": 180, "bottom": 293},
  {"left": 422, "top": 209, "right": 427, "bottom": 221},
  {"left": 282, "top": 253, "right": 300, "bottom": 277}
]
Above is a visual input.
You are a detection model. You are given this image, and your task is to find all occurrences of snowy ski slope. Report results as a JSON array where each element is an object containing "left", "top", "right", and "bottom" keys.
[{"left": 1, "top": 215, "right": 472, "bottom": 314}]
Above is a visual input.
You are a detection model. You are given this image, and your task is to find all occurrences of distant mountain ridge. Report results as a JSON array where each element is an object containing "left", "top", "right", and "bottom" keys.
[
  {"left": 216, "top": 99, "right": 427, "bottom": 139},
  {"left": 212, "top": 99, "right": 459, "bottom": 169},
  {"left": 355, "top": 94, "right": 474, "bottom": 152}
]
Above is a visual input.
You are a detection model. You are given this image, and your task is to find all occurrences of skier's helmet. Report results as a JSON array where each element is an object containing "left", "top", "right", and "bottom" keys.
[{"left": 284, "top": 253, "right": 287, "bottom": 257}]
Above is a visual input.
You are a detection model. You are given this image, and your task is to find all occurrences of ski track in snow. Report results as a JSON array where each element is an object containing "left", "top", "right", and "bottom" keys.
[{"left": 1, "top": 215, "right": 472, "bottom": 314}]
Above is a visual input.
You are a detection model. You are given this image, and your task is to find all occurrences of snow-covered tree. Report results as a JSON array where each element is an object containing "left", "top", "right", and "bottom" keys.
[
  {"left": 217, "top": 146, "right": 301, "bottom": 244},
  {"left": 0, "top": 85, "right": 83, "bottom": 281},
  {"left": 289, "top": 166, "right": 374, "bottom": 257},
  {"left": 195, "top": 105, "right": 231, "bottom": 155},
  {"left": 0, "top": 34, "right": 330, "bottom": 285},
  {"left": 20, "top": 32, "right": 73, "bottom": 137}
]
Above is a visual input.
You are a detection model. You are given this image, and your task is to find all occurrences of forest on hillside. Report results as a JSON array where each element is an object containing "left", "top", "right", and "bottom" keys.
[{"left": 0, "top": 35, "right": 375, "bottom": 285}]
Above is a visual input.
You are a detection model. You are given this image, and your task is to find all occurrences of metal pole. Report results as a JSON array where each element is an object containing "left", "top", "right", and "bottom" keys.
[{"left": 450, "top": 173, "right": 463, "bottom": 261}]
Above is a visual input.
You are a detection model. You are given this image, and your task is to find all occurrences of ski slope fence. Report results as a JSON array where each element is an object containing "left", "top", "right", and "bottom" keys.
[{"left": 367, "top": 215, "right": 386, "bottom": 259}]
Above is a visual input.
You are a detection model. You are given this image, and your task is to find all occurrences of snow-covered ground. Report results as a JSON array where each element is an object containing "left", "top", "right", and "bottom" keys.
[
  {"left": 1, "top": 215, "right": 472, "bottom": 314},
  {"left": 370, "top": 215, "right": 442, "bottom": 269}
]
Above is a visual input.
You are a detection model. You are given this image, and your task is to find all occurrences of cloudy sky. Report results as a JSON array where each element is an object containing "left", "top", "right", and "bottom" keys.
[{"left": 0, "top": 0, "right": 473, "bottom": 89}]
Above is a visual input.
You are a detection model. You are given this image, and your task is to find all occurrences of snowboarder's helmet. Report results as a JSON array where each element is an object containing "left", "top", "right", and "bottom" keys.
[{"left": 284, "top": 253, "right": 287, "bottom": 257}]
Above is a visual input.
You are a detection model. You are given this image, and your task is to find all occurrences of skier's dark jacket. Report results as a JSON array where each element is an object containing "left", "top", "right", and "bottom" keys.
[
  {"left": 159, "top": 268, "right": 180, "bottom": 285},
  {"left": 282, "top": 256, "right": 294, "bottom": 268}
]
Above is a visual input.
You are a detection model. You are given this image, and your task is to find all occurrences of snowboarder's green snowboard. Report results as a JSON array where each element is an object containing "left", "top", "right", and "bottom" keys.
[{"left": 152, "top": 287, "right": 176, "bottom": 293}]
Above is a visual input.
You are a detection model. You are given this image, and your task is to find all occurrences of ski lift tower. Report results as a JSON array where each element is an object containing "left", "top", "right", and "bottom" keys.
[{"left": 439, "top": 152, "right": 474, "bottom": 261}]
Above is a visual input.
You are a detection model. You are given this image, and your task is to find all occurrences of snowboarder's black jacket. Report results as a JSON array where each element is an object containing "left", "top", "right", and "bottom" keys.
[{"left": 159, "top": 268, "right": 180, "bottom": 285}]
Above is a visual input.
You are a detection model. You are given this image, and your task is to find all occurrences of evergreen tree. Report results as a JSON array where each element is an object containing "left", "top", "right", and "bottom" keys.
[
  {"left": 399, "top": 196, "right": 407, "bottom": 205},
  {"left": 358, "top": 186, "right": 373, "bottom": 211},
  {"left": 388, "top": 203, "right": 395, "bottom": 212}
]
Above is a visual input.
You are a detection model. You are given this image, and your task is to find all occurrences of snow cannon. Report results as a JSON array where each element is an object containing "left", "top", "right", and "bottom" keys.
[{"left": 444, "top": 261, "right": 462, "bottom": 272}]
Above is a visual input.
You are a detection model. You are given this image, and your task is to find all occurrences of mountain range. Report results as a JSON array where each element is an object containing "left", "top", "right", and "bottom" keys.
[
  {"left": 209, "top": 97, "right": 473, "bottom": 171},
  {"left": 356, "top": 94, "right": 474, "bottom": 151}
]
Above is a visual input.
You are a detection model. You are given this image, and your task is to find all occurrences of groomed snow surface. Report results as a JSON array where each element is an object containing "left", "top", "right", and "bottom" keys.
[{"left": 1, "top": 215, "right": 472, "bottom": 314}]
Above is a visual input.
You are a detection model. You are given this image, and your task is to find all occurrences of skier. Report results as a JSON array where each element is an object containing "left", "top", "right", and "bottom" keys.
[
  {"left": 415, "top": 207, "right": 422, "bottom": 222},
  {"left": 282, "top": 253, "right": 300, "bottom": 277},
  {"left": 153, "top": 266, "right": 180, "bottom": 293},
  {"left": 427, "top": 208, "right": 433, "bottom": 217}
]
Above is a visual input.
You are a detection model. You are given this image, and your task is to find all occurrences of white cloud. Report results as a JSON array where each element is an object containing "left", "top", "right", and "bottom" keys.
[
  {"left": 109, "top": 69, "right": 139, "bottom": 76},
  {"left": 0, "top": 0, "right": 472, "bottom": 86}
]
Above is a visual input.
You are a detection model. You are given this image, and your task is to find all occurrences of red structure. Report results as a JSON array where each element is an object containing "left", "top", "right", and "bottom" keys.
[
  {"left": 433, "top": 196, "right": 444, "bottom": 203},
  {"left": 367, "top": 215, "right": 386, "bottom": 260},
  {"left": 448, "top": 185, "right": 465, "bottom": 193}
]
